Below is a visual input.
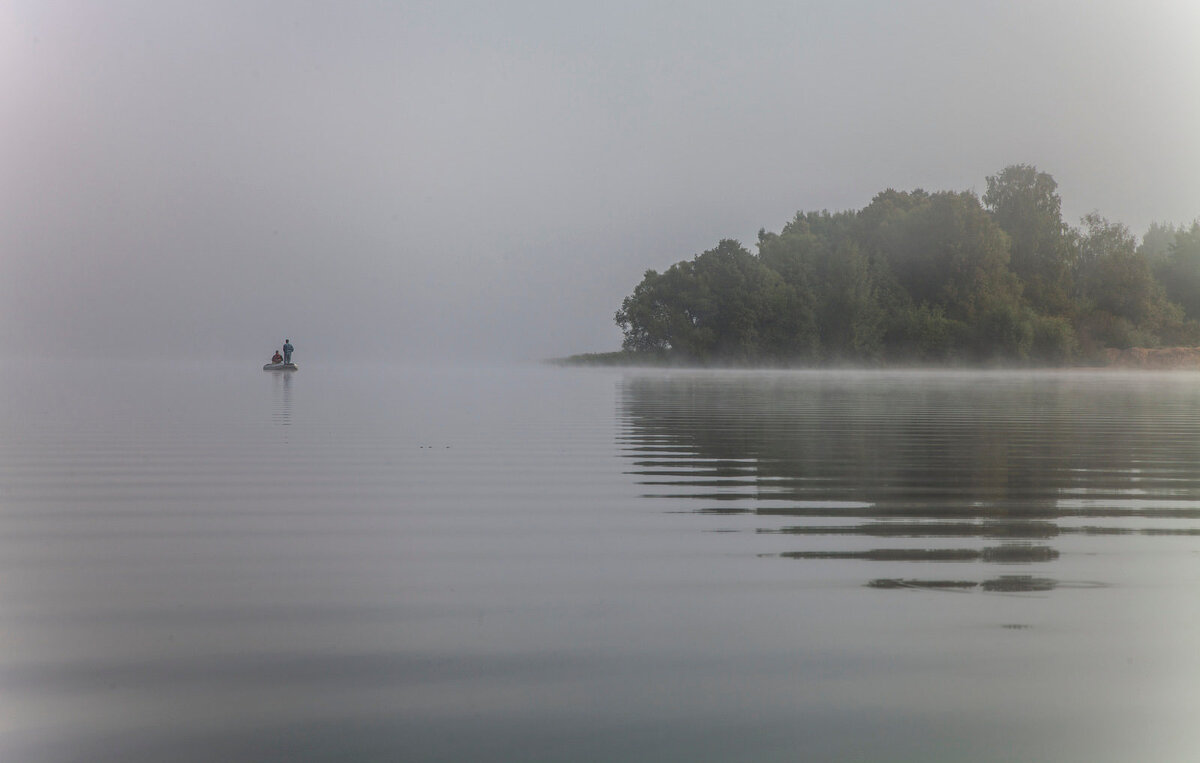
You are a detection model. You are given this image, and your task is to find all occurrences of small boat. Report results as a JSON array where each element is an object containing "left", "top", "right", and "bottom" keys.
[{"left": 263, "top": 362, "right": 298, "bottom": 371}]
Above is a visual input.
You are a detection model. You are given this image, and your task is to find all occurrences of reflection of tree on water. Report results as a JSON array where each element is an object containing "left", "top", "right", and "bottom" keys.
[
  {"left": 271, "top": 371, "right": 293, "bottom": 426},
  {"left": 775, "top": 521, "right": 1060, "bottom": 537},
  {"left": 781, "top": 545, "right": 1058, "bottom": 562},
  {"left": 868, "top": 576, "right": 1059, "bottom": 592},
  {"left": 619, "top": 372, "right": 1200, "bottom": 591}
]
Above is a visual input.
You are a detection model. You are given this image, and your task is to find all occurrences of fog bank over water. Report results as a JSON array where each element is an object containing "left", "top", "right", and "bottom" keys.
[{"left": 3, "top": 1, "right": 1199, "bottom": 363}]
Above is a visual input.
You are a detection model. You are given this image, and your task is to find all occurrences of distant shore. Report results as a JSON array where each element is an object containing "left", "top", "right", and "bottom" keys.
[
  {"left": 1102, "top": 346, "right": 1200, "bottom": 369},
  {"left": 553, "top": 347, "right": 1200, "bottom": 370}
]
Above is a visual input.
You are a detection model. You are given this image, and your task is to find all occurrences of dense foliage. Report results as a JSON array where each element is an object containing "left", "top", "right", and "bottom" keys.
[{"left": 615, "top": 165, "right": 1200, "bottom": 364}]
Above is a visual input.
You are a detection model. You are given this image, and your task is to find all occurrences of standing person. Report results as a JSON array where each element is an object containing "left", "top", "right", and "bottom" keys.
[{"left": 282, "top": 339, "right": 294, "bottom": 364}]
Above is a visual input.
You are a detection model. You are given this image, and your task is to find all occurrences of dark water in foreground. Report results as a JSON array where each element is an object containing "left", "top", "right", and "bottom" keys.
[{"left": 2, "top": 361, "right": 1200, "bottom": 761}]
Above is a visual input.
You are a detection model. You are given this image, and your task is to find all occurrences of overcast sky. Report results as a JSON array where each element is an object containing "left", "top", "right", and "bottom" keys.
[{"left": 3, "top": 1, "right": 1199, "bottom": 362}]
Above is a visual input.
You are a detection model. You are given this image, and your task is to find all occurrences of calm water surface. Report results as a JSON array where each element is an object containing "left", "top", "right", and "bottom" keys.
[{"left": 2, "top": 361, "right": 1200, "bottom": 761}]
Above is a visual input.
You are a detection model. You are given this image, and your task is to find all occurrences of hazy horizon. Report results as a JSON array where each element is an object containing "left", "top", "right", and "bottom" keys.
[{"left": 4, "top": 1, "right": 1199, "bottom": 363}]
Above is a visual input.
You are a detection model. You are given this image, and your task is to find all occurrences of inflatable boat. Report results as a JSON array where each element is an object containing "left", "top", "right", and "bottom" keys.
[{"left": 263, "top": 362, "right": 298, "bottom": 371}]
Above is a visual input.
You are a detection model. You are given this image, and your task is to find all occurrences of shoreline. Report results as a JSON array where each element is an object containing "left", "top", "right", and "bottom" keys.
[{"left": 552, "top": 347, "right": 1200, "bottom": 371}]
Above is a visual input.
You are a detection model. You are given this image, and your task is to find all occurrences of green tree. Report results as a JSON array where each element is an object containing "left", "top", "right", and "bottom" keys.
[
  {"left": 758, "top": 212, "right": 882, "bottom": 361},
  {"left": 615, "top": 240, "right": 817, "bottom": 362},
  {"left": 983, "top": 164, "right": 1073, "bottom": 315},
  {"left": 868, "top": 190, "right": 1018, "bottom": 321},
  {"left": 814, "top": 241, "right": 885, "bottom": 361},
  {"left": 882, "top": 303, "right": 969, "bottom": 362},
  {"left": 1075, "top": 213, "right": 1180, "bottom": 348},
  {"left": 1139, "top": 221, "right": 1179, "bottom": 262},
  {"left": 615, "top": 269, "right": 675, "bottom": 354},
  {"left": 1153, "top": 222, "right": 1200, "bottom": 320}
]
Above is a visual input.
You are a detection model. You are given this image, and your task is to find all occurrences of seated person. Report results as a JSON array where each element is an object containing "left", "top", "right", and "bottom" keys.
[{"left": 271, "top": 351, "right": 283, "bottom": 364}]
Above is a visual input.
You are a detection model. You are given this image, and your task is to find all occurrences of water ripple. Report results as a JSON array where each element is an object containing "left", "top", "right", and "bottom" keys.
[{"left": 619, "top": 371, "right": 1200, "bottom": 592}]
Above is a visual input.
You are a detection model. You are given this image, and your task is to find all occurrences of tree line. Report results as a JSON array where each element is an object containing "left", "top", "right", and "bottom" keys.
[{"left": 614, "top": 164, "right": 1200, "bottom": 365}]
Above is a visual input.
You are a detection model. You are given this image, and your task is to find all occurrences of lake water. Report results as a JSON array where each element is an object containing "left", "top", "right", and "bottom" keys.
[{"left": 2, "top": 361, "right": 1200, "bottom": 761}]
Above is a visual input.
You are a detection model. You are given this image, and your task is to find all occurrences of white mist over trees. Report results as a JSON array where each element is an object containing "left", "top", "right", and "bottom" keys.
[{"left": 614, "top": 165, "right": 1200, "bottom": 365}]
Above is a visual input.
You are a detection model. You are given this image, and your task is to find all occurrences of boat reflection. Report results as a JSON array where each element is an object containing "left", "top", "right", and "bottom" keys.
[{"left": 271, "top": 370, "right": 293, "bottom": 426}]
